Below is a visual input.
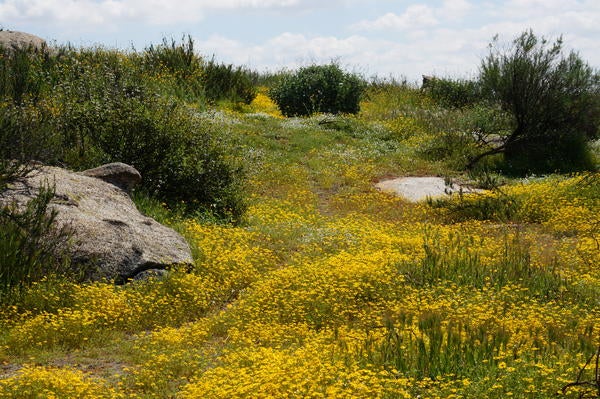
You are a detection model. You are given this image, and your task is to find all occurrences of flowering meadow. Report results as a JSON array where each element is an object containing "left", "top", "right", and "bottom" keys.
[{"left": 1, "top": 84, "right": 599, "bottom": 398}]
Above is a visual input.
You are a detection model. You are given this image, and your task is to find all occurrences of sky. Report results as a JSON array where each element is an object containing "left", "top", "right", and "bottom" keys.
[{"left": 1, "top": 0, "right": 599, "bottom": 82}]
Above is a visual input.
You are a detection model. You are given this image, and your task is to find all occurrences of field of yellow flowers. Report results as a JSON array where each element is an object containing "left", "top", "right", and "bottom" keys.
[{"left": 1, "top": 87, "right": 599, "bottom": 398}]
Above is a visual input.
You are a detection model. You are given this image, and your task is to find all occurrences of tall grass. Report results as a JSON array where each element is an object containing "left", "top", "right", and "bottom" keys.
[
  {"left": 400, "top": 230, "right": 566, "bottom": 301},
  {"left": 202, "top": 58, "right": 257, "bottom": 104},
  {"left": 364, "top": 311, "right": 511, "bottom": 379}
]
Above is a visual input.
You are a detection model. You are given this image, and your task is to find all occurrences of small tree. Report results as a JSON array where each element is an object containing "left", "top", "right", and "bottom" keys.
[
  {"left": 269, "top": 64, "right": 364, "bottom": 117},
  {"left": 469, "top": 30, "right": 599, "bottom": 174}
]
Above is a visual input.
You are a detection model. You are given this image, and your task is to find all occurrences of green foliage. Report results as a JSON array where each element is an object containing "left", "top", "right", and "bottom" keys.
[
  {"left": 142, "top": 35, "right": 204, "bottom": 101},
  {"left": 140, "top": 36, "right": 257, "bottom": 105},
  {"left": 463, "top": 103, "right": 514, "bottom": 138},
  {"left": 403, "top": 231, "right": 564, "bottom": 296},
  {"left": 420, "top": 129, "right": 479, "bottom": 169},
  {"left": 0, "top": 43, "right": 247, "bottom": 222},
  {"left": 0, "top": 185, "right": 74, "bottom": 299},
  {"left": 0, "top": 44, "right": 47, "bottom": 104},
  {"left": 469, "top": 168, "right": 506, "bottom": 190},
  {"left": 416, "top": 104, "right": 510, "bottom": 169},
  {"left": 424, "top": 77, "right": 482, "bottom": 108},
  {"left": 269, "top": 63, "right": 364, "bottom": 117},
  {"left": 477, "top": 30, "right": 600, "bottom": 174},
  {"left": 371, "top": 311, "right": 510, "bottom": 380},
  {"left": 202, "top": 58, "right": 257, "bottom": 104},
  {"left": 428, "top": 190, "right": 521, "bottom": 223},
  {"left": 94, "top": 96, "right": 246, "bottom": 221},
  {"left": 144, "top": 35, "right": 200, "bottom": 78},
  {"left": 251, "top": 69, "right": 289, "bottom": 89},
  {"left": 0, "top": 84, "right": 64, "bottom": 191}
]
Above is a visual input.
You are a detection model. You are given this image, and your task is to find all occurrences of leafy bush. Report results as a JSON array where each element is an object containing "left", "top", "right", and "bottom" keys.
[
  {"left": 420, "top": 129, "right": 479, "bottom": 169},
  {"left": 202, "top": 58, "right": 257, "bottom": 104},
  {"left": 424, "top": 77, "right": 482, "bottom": 108},
  {"left": 269, "top": 64, "right": 364, "bottom": 117},
  {"left": 0, "top": 102, "right": 64, "bottom": 166},
  {"left": 51, "top": 56, "right": 245, "bottom": 220},
  {"left": 474, "top": 30, "right": 600, "bottom": 174},
  {"left": 144, "top": 35, "right": 200, "bottom": 79},
  {"left": 94, "top": 95, "right": 245, "bottom": 221},
  {"left": 416, "top": 103, "right": 512, "bottom": 169},
  {"left": 141, "top": 36, "right": 257, "bottom": 105}
]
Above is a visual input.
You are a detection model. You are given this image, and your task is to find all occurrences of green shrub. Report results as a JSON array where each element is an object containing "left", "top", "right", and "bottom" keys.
[
  {"left": 0, "top": 101, "right": 64, "bottom": 166},
  {"left": 4, "top": 45, "right": 248, "bottom": 222},
  {"left": 140, "top": 36, "right": 257, "bottom": 105},
  {"left": 474, "top": 30, "right": 600, "bottom": 174},
  {"left": 142, "top": 35, "right": 204, "bottom": 101},
  {"left": 269, "top": 63, "right": 365, "bottom": 117},
  {"left": 424, "top": 77, "right": 482, "bottom": 108},
  {"left": 0, "top": 185, "right": 74, "bottom": 299},
  {"left": 202, "top": 58, "right": 257, "bottom": 104},
  {"left": 92, "top": 95, "right": 246, "bottom": 222},
  {"left": 144, "top": 35, "right": 200, "bottom": 78},
  {"left": 50, "top": 61, "right": 245, "bottom": 220},
  {"left": 0, "top": 44, "right": 47, "bottom": 105},
  {"left": 420, "top": 129, "right": 479, "bottom": 169}
]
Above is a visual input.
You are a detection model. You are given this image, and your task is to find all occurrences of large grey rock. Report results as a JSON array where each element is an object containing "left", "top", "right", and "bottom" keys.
[
  {"left": 1, "top": 164, "right": 193, "bottom": 282},
  {"left": 0, "top": 30, "right": 46, "bottom": 52},
  {"left": 81, "top": 162, "right": 142, "bottom": 192},
  {"left": 375, "top": 176, "right": 482, "bottom": 202}
]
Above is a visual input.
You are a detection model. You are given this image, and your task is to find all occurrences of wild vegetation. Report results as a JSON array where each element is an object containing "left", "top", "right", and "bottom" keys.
[
  {"left": 269, "top": 63, "right": 364, "bottom": 117},
  {"left": 475, "top": 30, "right": 600, "bottom": 173},
  {"left": 0, "top": 32, "right": 599, "bottom": 398}
]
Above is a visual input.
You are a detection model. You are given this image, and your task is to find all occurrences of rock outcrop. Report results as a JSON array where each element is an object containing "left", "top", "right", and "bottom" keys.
[
  {"left": 1, "top": 163, "right": 193, "bottom": 283},
  {"left": 80, "top": 162, "right": 142, "bottom": 193},
  {"left": 0, "top": 30, "right": 47, "bottom": 52},
  {"left": 375, "top": 176, "right": 482, "bottom": 202}
]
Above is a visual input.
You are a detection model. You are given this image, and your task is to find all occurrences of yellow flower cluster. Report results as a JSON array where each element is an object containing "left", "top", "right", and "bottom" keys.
[
  {"left": 4, "top": 273, "right": 216, "bottom": 353},
  {"left": 382, "top": 115, "right": 424, "bottom": 139},
  {"left": 184, "top": 220, "right": 279, "bottom": 295},
  {"left": 247, "top": 89, "right": 284, "bottom": 118},
  {"left": 179, "top": 338, "right": 414, "bottom": 399},
  {"left": 0, "top": 366, "right": 121, "bottom": 398}
]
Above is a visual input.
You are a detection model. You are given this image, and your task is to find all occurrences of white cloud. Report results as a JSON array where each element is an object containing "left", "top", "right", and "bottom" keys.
[
  {"left": 1, "top": 0, "right": 598, "bottom": 81},
  {"left": 347, "top": 0, "right": 599, "bottom": 78},
  {"left": 353, "top": 5, "right": 439, "bottom": 31},
  {"left": 195, "top": 31, "right": 486, "bottom": 82},
  {"left": 353, "top": 1, "right": 474, "bottom": 31},
  {"left": 0, "top": 0, "right": 303, "bottom": 27},
  {"left": 197, "top": 33, "right": 372, "bottom": 70},
  {"left": 440, "top": 0, "right": 472, "bottom": 21}
]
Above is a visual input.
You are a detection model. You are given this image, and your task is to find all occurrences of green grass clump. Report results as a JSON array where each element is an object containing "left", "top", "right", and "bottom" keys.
[{"left": 202, "top": 58, "right": 257, "bottom": 105}]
